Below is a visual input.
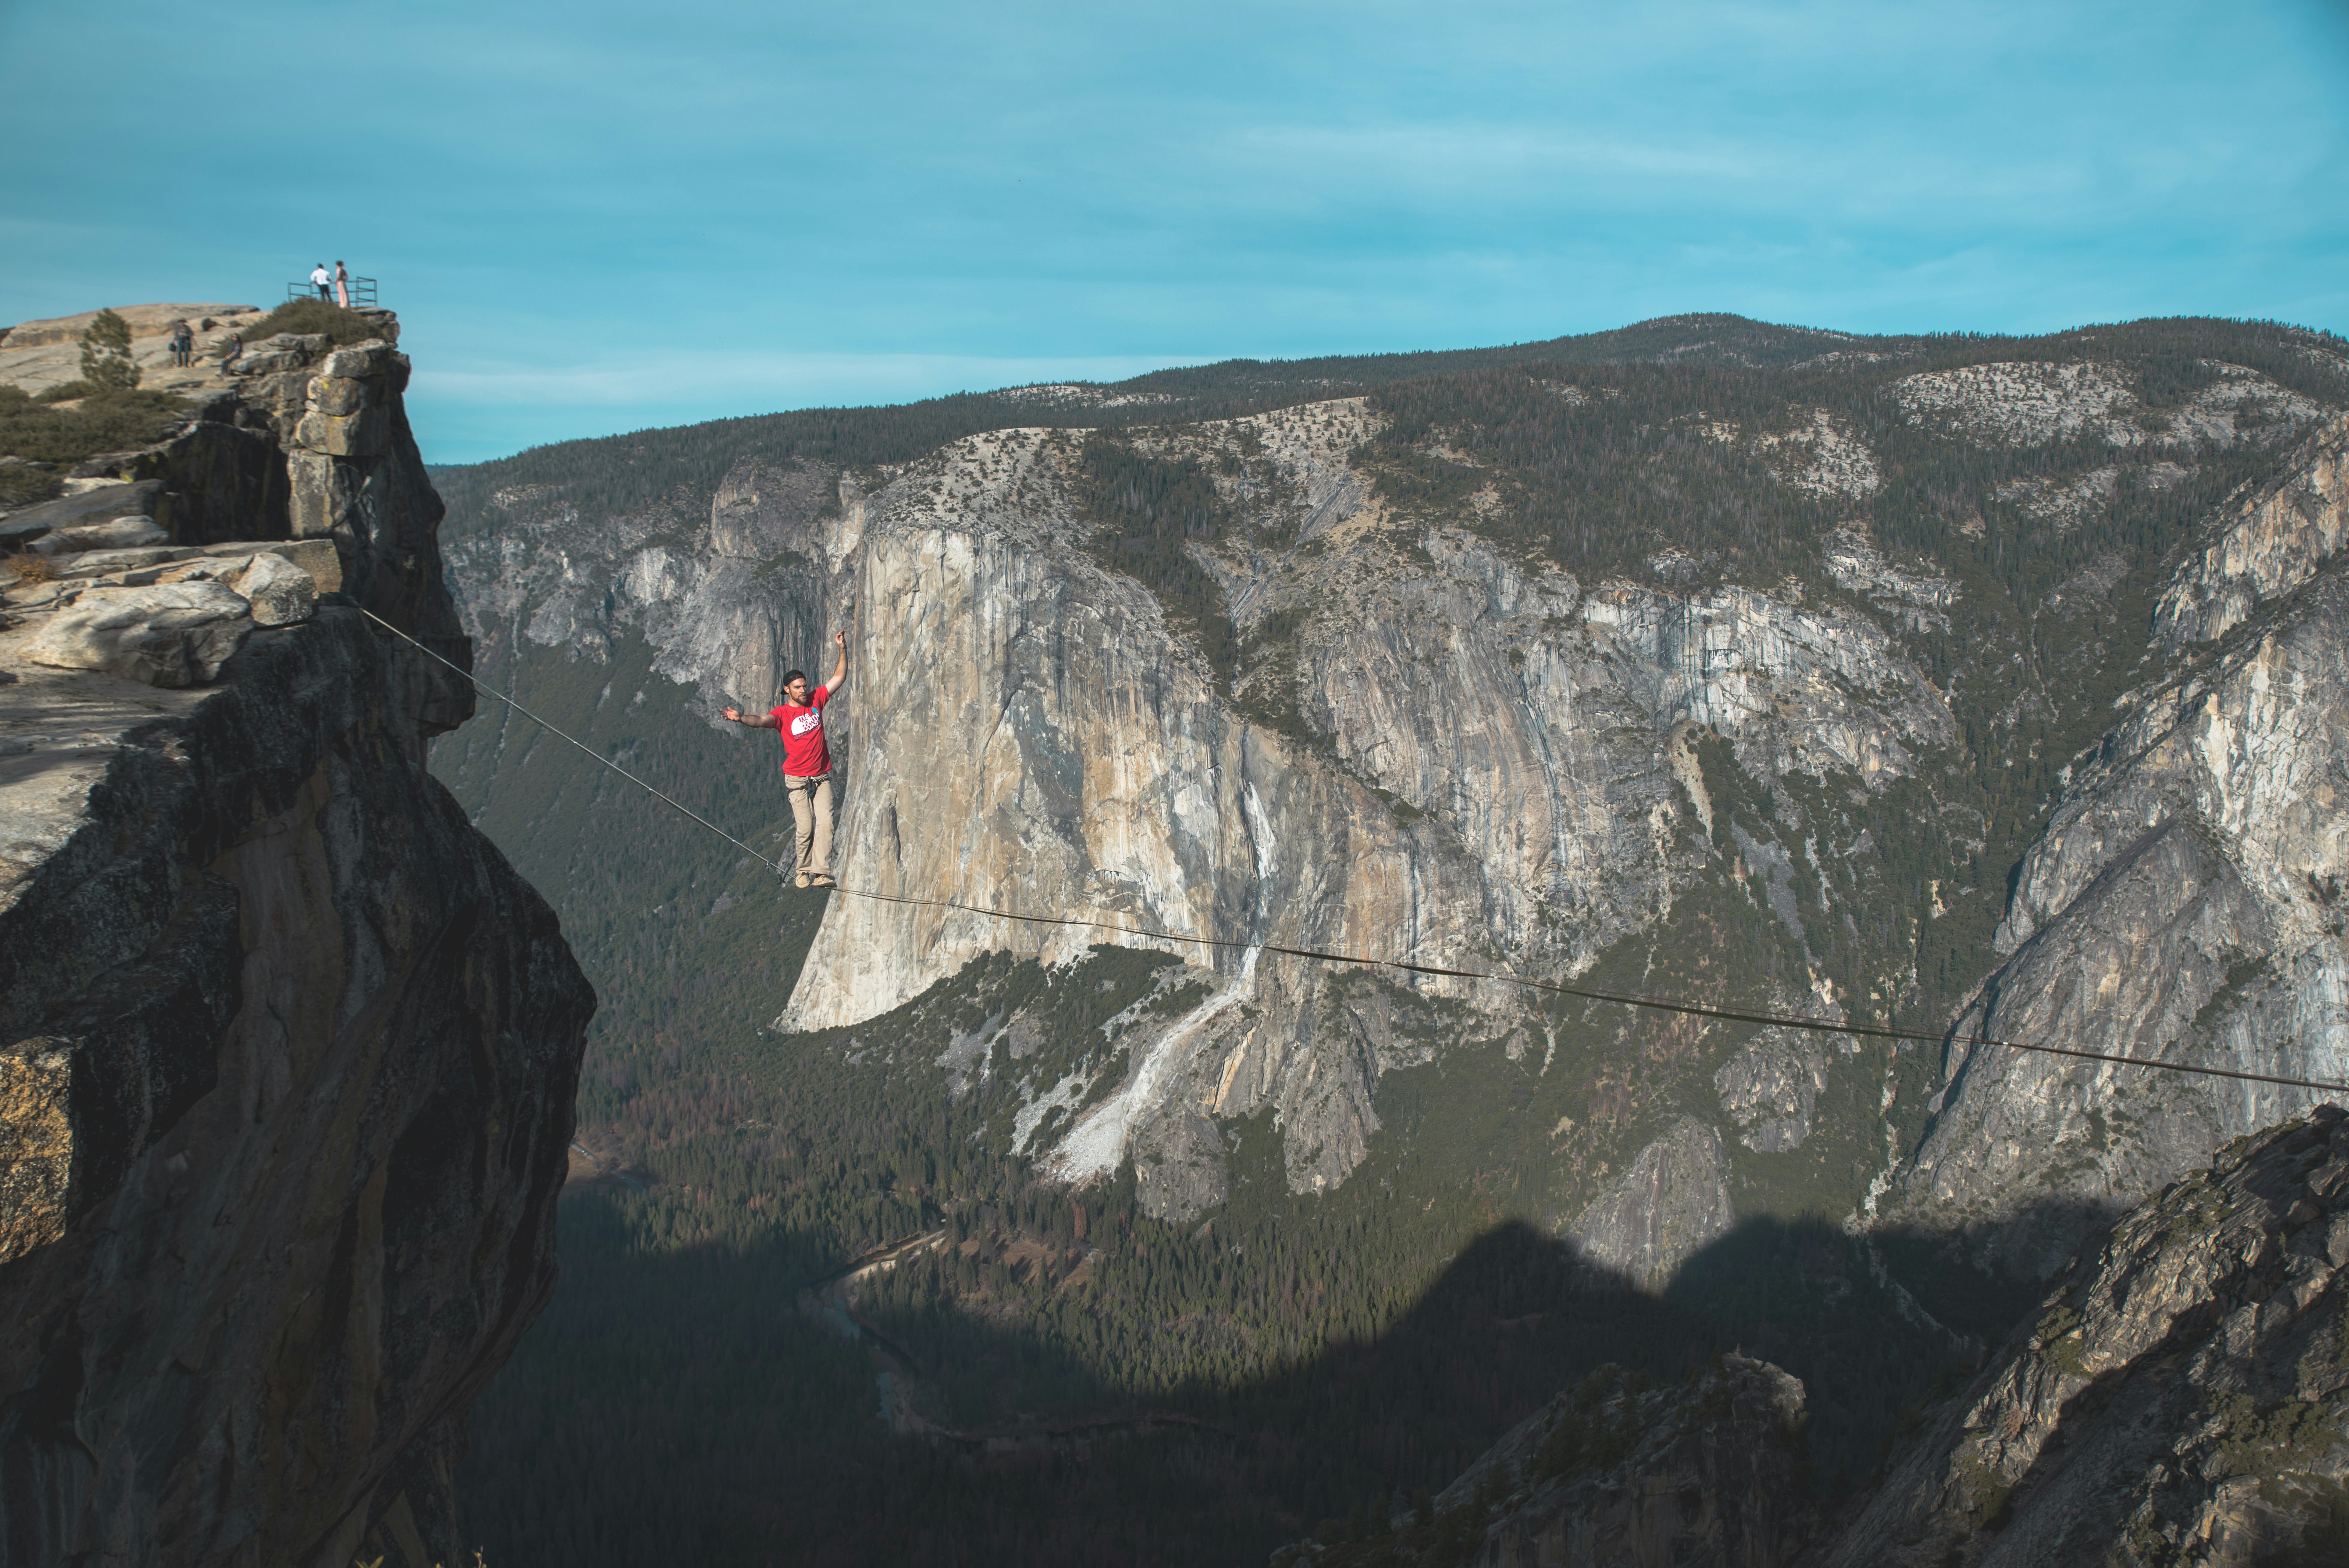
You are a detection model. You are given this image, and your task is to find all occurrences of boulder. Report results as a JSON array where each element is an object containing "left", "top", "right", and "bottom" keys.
[
  {"left": 31, "top": 516, "right": 168, "bottom": 556},
  {"left": 0, "top": 599, "right": 587, "bottom": 1568},
  {"left": 211, "top": 536, "right": 341, "bottom": 592},
  {"left": 186, "top": 387, "right": 242, "bottom": 421},
  {"left": 228, "top": 536, "right": 339, "bottom": 591},
  {"left": 21, "top": 581, "right": 254, "bottom": 686},
  {"left": 219, "top": 551, "right": 317, "bottom": 626},
  {"left": 320, "top": 342, "right": 395, "bottom": 379}
]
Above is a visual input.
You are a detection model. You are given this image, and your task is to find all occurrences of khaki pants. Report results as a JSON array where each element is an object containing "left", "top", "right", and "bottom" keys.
[{"left": 784, "top": 771, "right": 833, "bottom": 880}]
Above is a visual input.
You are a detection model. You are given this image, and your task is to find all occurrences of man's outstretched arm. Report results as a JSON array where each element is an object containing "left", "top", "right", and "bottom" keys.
[
  {"left": 823, "top": 626, "right": 849, "bottom": 695},
  {"left": 721, "top": 705, "right": 780, "bottom": 728}
]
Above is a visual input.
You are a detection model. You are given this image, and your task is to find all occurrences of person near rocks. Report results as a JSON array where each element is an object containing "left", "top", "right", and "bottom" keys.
[
  {"left": 168, "top": 320, "right": 193, "bottom": 368},
  {"left": 218, "top": 331, "right": 242, "bottom": 376},
  {"left": 722, "top": 624, "right": 851, "bottom": 889},
  {"left": 311, "top": 262, "right": 333, "bottom": 301},
  {"left": 334, "top": 261, "right": 350, "bottom": 308}
]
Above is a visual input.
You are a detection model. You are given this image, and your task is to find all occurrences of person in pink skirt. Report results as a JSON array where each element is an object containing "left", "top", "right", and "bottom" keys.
[{"left": 333, "top": 261, "right": 351, "bottom": 309}]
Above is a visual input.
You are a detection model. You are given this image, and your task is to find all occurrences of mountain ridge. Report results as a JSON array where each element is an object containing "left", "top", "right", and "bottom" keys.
[{"left": 427, "top": 309, "right": 2349, "bottom": 1564}]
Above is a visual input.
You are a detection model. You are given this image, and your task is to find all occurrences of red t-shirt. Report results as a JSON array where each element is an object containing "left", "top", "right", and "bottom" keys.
[{"left": 772, "top": 686, "right": 832, "bottom": 776}]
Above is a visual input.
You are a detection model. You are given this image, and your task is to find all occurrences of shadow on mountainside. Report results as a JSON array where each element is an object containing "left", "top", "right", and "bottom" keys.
[{"left": 462, "top": 1189, "right": 2067, "bottom": 1568}]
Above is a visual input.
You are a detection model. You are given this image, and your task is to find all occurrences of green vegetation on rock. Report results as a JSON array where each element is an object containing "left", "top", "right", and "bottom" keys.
[
  {"left": 220, "top": 297, "right": 388, "bottom": 347},
  {"left": 0, "top": 383, "right": 187, "bottom": 469},
  {"left": 1073, "top": 430, "right": 1239, "bottom": 683}
]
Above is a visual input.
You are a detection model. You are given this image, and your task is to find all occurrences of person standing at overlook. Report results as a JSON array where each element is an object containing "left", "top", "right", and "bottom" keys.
[
  {"left": 311, "top": 262, "right": 333, "bottom": 301},
  {"left": 334, "top": 261, "right": 351, "bottom": 308},
  {"left": 722, "top": 624, "right": 850, "bottom": 889}
]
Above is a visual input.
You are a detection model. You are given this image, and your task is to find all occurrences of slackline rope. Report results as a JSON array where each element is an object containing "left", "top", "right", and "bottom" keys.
[{"left": 361, "top": 606, "right": 2349, "bottom": 1098}]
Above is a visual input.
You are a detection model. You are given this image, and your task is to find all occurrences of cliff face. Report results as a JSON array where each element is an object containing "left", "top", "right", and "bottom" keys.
[
  {"left": 755, "top": 408, "right": 1955, "bottom": 1223},
  {"left": 434, "top": 321, "right": 2349, "bottom": 1281},
  {"left": 0, "top": 317, "right": 591, "bottom": 1567},
  {"left": 421, "top": 318, "right": 2349, "bottom": 1554},
  {"left": 1897, "top": 415, "right": 2349, "bottom": 1275},
  {"left": 1825, "top": 1106, "right": 2349, "bottom": 1567}
]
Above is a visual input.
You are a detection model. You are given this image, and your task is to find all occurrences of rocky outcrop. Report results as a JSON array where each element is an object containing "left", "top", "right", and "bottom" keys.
[
  {"left": 1896, "top": 361, "right": 2146, "bottom": 447},
  {"left": 5, "top": 317, "right": 474, "bottom": 738},
  {"left": 1822, "top": 1107, "right": 2349, "bottom": 1566},
  {"left": 2156, "top": 413, "right": 2347, "bottom": 645},
  {"left": 1322, "top": 1110, "right": 2349, "bottom": 1568},
  {"left": 1278, "top": 1358, "right": 1819, "bottom": 1568},
  {"left": 0, "top": 318, "right": 591, "bottom": 1567},
  {"left": 1297, "top": 524, "right": 1950, "bottom": 977},
  {"left": 1567, "top": 1117, "right": 1736, "bottom": 1290},
  {"left": 1898, "top": 414, "right": 2349, "bottom": 1275},
  {"left": 1894, "top": 360, "right": 2333, "bottom": 451},
  {"left": 446, "top": 452, "right": 849, "bottom": 714},
  {"left": 1716, "top": 1033, "right": 1830, "bottom": 1153},
  {"left": 21, "top": 580, "right": 258, "bottom": 686},
  {"left": 221, "top": 330, "right": 474, "bottom": 733}
]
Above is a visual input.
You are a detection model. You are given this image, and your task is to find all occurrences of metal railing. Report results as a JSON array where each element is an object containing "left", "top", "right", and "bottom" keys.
[{"left": 282, "top": 275, "right": 380, "bottom": 308}]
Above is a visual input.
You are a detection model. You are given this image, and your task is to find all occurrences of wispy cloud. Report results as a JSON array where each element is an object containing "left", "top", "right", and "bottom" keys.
[{"left": 3, "top": 0, "right": 2343, "bottom": 462}]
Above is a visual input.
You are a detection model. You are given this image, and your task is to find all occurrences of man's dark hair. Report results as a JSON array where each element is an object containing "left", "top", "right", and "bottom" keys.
[{"left": 782, "top": 669, "right": 808, "bottom": 691}]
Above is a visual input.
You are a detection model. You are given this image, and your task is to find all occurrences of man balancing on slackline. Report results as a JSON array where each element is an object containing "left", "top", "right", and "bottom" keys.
[{"left": 722, "top": 624, "right": 849, "bottom": 890}]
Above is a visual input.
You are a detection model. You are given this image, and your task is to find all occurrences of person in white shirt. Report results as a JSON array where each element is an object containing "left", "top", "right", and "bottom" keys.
[{"left": 311, "top": 263, "right": 333, "bottom": 301}]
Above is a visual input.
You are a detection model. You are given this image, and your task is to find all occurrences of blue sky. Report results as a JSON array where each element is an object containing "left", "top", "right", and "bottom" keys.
[{"left": 5, "top": 0, "right": 2344, "bottom": 464}]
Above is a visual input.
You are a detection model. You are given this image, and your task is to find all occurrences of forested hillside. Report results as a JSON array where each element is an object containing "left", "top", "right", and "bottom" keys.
[{"left": 430, "top": 312, "right": 2349, "bottom": 1565}]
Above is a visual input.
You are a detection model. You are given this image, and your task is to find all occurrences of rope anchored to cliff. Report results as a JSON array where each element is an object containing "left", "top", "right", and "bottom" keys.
[{"left": 360, "top": 606, "right": 2349, "bottom": 1099}]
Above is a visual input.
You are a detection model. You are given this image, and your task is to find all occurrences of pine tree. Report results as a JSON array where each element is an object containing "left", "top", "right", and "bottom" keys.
[{"left": 79, "top": 309, "right": 139, "bottom": 393}]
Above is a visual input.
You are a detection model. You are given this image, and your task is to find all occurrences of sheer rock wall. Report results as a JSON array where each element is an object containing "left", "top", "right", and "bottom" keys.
[
  {"left": 447, "top": 406, "right": 1954, "bottom": 1222},
  {"left": 0, "top": 322, "right": 592, "bottom": 1568},
  {"left": 1897, "top": 415, "right": 2349, "bottom": 1275},
  {"left": 439, "top": 380, "right": 2349, "bottom": 1262}
]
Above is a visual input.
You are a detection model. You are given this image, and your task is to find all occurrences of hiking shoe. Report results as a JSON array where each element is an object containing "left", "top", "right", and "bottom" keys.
[
  {"left": 810, "top": 873, "right": 837, "bottom": 889},
  {"left": 794, "top": 872, "right": 812, "bottom": 889}
]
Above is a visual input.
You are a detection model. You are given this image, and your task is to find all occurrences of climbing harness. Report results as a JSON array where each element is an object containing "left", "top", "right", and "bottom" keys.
[{"left": 361, "top": 607, "right": 2349, "bottom": 1098}]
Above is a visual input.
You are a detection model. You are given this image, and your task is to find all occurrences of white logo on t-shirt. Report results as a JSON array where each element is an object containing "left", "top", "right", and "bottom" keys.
[{"left": 791, "top": 711, "right": 821, "bottom": 737}]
